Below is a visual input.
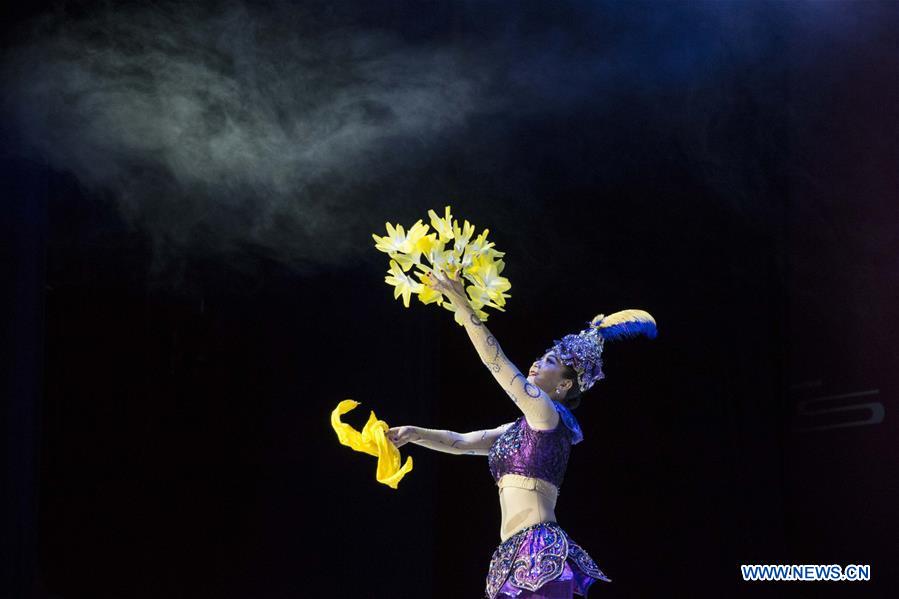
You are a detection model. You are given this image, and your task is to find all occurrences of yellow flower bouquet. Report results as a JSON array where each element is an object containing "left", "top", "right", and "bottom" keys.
[{"left": 372, "top": 205, "right": 512, "bottom": 325}]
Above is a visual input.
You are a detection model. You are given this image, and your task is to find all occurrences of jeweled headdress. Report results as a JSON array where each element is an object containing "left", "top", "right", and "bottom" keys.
[{"left": 546, "top": 309, "right": 658, "bottom": 393}]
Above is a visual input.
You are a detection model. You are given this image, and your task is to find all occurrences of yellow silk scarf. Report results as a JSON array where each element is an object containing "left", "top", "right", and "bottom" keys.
[{"left": 330, "top": 399, "right": 413, "bottom": 489}]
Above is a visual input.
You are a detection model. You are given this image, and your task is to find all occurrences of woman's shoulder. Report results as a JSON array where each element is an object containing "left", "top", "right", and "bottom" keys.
[
  {"left": 553, "top": 401, "right": 584, "bottom": 444},
  {"left": 517, "top": 403, "right": 583, "bottom": 443},
  {"left": 522, "top": 409, "right": 561, "bottom": 433}
]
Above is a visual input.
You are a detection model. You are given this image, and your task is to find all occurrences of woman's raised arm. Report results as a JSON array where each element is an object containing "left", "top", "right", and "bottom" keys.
[{"left": 424, "top": 270, "right": 558, "bottom": 426}]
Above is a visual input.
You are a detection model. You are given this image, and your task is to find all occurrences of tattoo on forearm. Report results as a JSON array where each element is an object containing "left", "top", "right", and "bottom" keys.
[
  {"left": 482, "top": 335, "right": 502, "bottom": 373},
  {"left": 469, "top": 313, "right": 482, "bottom": 327},
  {"left": 447, "top": 431, "right": 464, "bottom": 448},
  {"left": 413, "top": 429, "right": 466, "bottom": 452}
]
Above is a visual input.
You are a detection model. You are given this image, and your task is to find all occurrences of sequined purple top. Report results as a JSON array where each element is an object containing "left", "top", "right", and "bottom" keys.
[{"left": 488, "top": 401, "right": 584, "bottom": 489}]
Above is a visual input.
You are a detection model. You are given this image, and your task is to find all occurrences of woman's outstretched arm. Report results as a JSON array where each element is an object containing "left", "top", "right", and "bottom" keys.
[
  {"left": 425, "top": 270, "right": 558, "bottom": 427},
  {"left": 388, "top": 422, "right": 514, "bottom": 456}
]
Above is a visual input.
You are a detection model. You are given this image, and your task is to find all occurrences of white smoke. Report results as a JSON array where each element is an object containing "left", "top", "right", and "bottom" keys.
[{"left": 2, "top": 1, "right": 491, "bottom": 272}]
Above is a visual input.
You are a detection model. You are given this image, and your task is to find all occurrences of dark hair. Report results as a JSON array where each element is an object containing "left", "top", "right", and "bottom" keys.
[{"left": 559, "top": 364, "right": 582, "bottom": 411}]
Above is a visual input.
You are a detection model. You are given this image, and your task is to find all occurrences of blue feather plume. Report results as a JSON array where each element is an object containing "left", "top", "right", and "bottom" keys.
[{"left": 592, "top": 309, "right": 658, "bottom": 341}]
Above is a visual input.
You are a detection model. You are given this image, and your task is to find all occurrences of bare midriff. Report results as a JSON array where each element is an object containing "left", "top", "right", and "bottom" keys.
[{"left": 497, "top": 473, "right": 559, "bottom": 541}]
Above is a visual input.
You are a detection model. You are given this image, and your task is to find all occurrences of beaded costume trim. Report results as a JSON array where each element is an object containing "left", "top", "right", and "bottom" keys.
[{"left": 485, "top": 521, "right": 610, "bottom": 599}]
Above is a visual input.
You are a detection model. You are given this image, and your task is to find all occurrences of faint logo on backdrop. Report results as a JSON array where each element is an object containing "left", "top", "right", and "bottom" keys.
[{"left": 791, "top": 380, "right": 884, "bottom": 432}]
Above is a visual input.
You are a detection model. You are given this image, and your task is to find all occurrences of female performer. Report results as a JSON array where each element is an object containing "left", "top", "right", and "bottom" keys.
[{"left": 388, "top": 268, "right": 656, "bottom": 598}]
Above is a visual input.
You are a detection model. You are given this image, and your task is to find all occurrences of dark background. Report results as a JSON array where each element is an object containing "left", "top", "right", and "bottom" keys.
[{"left": 3, "top": 1, "right": 897, "bottom": 598}]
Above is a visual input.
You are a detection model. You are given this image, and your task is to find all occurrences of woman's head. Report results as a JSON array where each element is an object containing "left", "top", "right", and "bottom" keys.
[
  {"left": 527, "top": 351, "right": 582, "bottom": 410},
  {"left": 529, "top": 310, "right": 657, "bottom": 411}
]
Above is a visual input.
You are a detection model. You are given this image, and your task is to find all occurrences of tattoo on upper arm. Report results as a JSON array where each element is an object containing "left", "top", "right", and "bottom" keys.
[
  {"left": 482, "top": 335, "right": 502, "bottom": 373},
  {"left": 509, "top": 373, "right": 542, "bottom": 398}
]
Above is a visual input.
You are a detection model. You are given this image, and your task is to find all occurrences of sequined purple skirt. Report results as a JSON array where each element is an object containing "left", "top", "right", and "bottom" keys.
[{"left": 485, "top": 521, "right": 611, "bottom": 598}]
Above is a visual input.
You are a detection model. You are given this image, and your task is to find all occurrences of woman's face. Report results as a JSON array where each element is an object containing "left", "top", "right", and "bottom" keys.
[{"left": 527, "top": 351, "right": 573, "bottom": 398}]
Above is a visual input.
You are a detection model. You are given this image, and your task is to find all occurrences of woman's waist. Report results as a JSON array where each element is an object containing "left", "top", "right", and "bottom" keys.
[
  {"left": 497, "top": 473, "right": 559, "bottom": 501},
  {"left": 492, "top": 462, "right": 564, "bottom": 490},
  {"left": 498, "top": 482, "right": 558, "bottom": 542}
]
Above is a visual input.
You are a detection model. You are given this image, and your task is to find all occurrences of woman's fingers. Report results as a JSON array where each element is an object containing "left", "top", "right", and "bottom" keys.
[
  {"left": 387, "top": 426, "right": 405, "bottom": 443},
  {"left": 424, "top": 271, "right": 442, "bottom": 289}
]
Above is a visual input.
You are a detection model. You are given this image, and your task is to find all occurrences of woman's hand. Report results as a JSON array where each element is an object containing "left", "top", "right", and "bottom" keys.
[
  {"left": 424, "top": 268, "right": 469, "bottom": 307},
  {"left": 387, "top": 425, "right": 421, "bottom": 448}
]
